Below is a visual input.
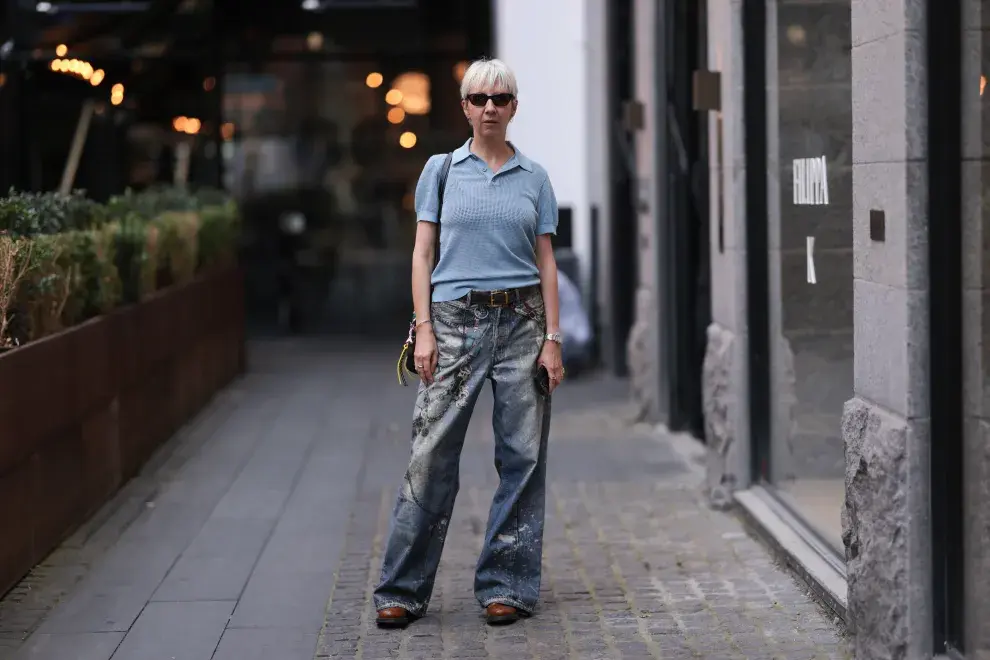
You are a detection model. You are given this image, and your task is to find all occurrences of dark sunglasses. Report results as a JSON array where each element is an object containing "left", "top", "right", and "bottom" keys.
[{"left": 465, "top": 93, "right": 515, "bottom": 108}]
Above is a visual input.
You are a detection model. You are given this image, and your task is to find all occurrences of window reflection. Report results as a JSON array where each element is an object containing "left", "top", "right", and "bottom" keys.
[
  {"left": 766, "top": 0, "right": 853, "bottom": 551},
  {"left": 223, "top": 59, "right": 467, "bottom": 335}
]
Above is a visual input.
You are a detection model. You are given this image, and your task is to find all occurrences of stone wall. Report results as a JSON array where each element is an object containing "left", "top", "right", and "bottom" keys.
[{"left": 842, "top": 0, "right": 932, "bottom": 656}]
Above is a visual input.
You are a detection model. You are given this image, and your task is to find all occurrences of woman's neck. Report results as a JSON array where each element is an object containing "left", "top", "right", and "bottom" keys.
[{"left": 470, "top": 136, "right": 514, "bottom": 169}]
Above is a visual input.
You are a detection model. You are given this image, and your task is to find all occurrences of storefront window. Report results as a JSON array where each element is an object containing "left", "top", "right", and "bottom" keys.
[
  {"left": 764, "top": 0, "right": 852, "bottom": 552},
  {"left": 223, "top": 57, "right": 469, "bottom": 334}
]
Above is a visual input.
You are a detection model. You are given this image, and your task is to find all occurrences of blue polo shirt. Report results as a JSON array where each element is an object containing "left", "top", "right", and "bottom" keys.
[{"left": 414, "top": 139, "right": 558, "bottom": 303}]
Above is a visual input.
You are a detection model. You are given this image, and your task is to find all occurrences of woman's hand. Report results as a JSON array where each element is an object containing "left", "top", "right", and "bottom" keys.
[
  {"left": 538, "top": 340, "right": 564, "bottom": 394},
  {"left": 413, "top": 324, "right": 439, "bottom": 385}
]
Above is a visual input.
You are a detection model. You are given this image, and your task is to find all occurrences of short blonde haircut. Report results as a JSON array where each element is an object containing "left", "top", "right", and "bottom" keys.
[{"left": 459, "top": 58, "right": 519, "bottom": 99}]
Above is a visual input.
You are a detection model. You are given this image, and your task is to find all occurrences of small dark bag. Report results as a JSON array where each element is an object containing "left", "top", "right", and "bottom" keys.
[{"left": 397, "top": 152, "right": 453, "bottom": 386}]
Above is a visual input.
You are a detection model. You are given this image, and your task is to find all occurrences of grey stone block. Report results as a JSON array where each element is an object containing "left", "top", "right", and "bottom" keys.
[
  {"left": 110, "top": 600, "right": 234, "bottom": 660},
  {"left": 852, "top": 161, "right": 928, "bottom": 291},
  {"left": 851, "top": 30, "right": 927, "bottom": 164},
  {"left": 228, "top": 570, "right": 337, "bottom": 631},
  {"left": 842, "top": 397, "right": 931, "bottom": 659},
  {"left": 961, "top": 29, "right": 990, "bottom": 160},
  {"left": 852, "top": 0, "right": 924, "bottom": 46},
  {"left": 852, "top": 279, "right": 929, "bottom": 418},
  {"left": 703, "top": 322, "right": 748, "bottom": 506},
  {"left": 964, "top": 417, "right": 990, "bottom": 653},
  {"left": 11, "top": 632, "right": 123, "bottom": 660},
  {"left": 151, "top": 509, "right": 276, "bottom": 603},
  {"left": 709, "top": 245, "right": 747, "bottom": 333},
  {"left": 36, "top": 582, "right": 159, "bottom": 634},
  {"left": 960, "top": 160, "right": 987, "bottom": 292},
  {"left": 152, "top": 555, "right": 259, "bottom": 603},
  {"left": 963, "top": 0, "right": 990, "bottom": 29},
  {"left": 212, "top": 628, "right": 317, "bottom": 660}
]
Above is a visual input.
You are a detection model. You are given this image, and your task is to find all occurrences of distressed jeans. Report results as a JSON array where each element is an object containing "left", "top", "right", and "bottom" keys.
[{"left": 373, "top": 290, "right": 551, "bottom": 617}]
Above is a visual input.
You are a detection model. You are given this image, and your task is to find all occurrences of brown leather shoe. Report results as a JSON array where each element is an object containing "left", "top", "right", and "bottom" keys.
[
  {"left": 376, "top": 606, "right": 413, "bottom": 629},
  {"left": 485, "top": 602, "right": 521, "bottom": 625}
]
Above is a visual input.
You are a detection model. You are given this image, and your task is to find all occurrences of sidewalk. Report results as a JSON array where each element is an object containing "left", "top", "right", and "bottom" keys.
[{"left": 0, "top": 340, "right": 850, "bottom": 659}]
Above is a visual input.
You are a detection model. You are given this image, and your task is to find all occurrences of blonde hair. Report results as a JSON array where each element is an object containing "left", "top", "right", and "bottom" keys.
[{"left": 459, "top": 58, "right": 519, "bottom": 99}]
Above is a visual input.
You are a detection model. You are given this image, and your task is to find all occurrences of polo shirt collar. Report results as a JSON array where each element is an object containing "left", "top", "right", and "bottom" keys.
[{"left": 451, "top": 139, "right": 534, "bottom": 172}]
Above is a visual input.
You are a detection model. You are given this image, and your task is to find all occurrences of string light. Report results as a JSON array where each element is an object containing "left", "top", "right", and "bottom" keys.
[
  {"left": 366, "top": 72, "right": 383, "bottom": 88},
  {"left": 172, "top": 116, "right": 202, "bottom": 135},
  {"left": 172, "top": 117, "right": 203, "bottom": 135},
  {"left": 50, "top": 57, "right": 100, "bottom": 84}
]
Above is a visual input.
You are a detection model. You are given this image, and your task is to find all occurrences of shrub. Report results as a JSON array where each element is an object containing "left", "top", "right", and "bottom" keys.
[
  {"left": 197, "top": 201, "right": 240, "bottom": 271},
  {"left": 0, "top": 189, "right": 106, "bottom": 236},
  {"left": 0, "top": 185, "right": 239, "bottom": 346},
  {"left": 61, "top": 226, "right": 122, "bottom": 325},
  {"left": 0, "top": 232, "right": 32, "bottom": 347},
  {"left": 112, "top": 215, "right": 160, "bottom": 304},
  {"left": 17, "top": 233, "right": 75, "bottom": 342},
  {"left": 154, "top": 211, "right": 200, "bottom": 287}
]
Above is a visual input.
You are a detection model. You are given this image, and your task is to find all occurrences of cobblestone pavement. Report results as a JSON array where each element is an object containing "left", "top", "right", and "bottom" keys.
[
  {"left": 0, "top": 341, "right": 850, "bottom": 659},
  {"left": 315, "top": 395, "right": 851, "bottom": 660}
]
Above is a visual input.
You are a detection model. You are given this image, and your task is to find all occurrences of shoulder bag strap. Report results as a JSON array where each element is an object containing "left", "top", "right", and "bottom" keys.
[{"left": 432, "top": 152, "right": 453, "bottom": 273}]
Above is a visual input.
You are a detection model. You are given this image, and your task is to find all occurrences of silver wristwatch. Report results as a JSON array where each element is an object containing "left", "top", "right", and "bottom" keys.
[{"left": 545, "top": 332, "right": 563, "bottom": 345}]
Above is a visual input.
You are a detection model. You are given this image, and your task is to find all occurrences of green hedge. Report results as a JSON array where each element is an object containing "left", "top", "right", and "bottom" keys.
[{"left": 0, "top": 186, "right": 240, "bottom": 349}]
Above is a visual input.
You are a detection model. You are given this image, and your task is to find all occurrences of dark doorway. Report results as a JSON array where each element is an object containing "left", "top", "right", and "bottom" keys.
[
  {"left": 661, "top": 0, "right": 711, "bottom": 437},
  {"left": 605, "top": 0, "right": 637, "bottom": 376},
  {"left": 928, "top": 0, "right": 964, "bottom": 653}
]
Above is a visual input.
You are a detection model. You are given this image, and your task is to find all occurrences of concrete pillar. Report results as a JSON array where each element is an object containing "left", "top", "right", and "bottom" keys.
[
  {"left": 842, "top": 0, "right": 932, "bottom": 657},
  {"left": 627, "top": 0, "right": 664, "bottom": 422},
  {"left": 702, "top": 0, "right": 751, "bottom": 506}
]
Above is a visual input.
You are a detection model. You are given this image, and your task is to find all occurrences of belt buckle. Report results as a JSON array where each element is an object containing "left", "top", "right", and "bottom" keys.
[{"left": 489, "top": 290, "right": 510, "bottom": 307}]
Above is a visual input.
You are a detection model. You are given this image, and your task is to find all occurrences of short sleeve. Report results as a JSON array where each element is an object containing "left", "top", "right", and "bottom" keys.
[
  {"left": 413, "top": 154, "right": 447, "bottom": 224},
  {"left": 536, "top": 174, "right": 558, "bottom": 235}
]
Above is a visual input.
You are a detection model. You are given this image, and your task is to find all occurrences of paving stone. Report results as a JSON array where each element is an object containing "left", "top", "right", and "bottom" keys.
[
  {"left": 212, "top": 628, "right": 318, "bottom": 660},
  {"left": 10, "top": 632, "right": 123, "bottom": 660},
  {"left": 110, "top": 600, "right": 233, "bottom": 659}
]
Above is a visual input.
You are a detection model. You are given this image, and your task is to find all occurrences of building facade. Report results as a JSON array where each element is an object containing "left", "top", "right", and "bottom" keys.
[{"left": 621, "top": 0, "right": 988, "bottom": 657}]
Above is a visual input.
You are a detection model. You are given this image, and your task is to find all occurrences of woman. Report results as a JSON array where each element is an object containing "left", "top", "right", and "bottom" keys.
[{"left": 374, "top": 58, "right": 565, "bottom": 628}]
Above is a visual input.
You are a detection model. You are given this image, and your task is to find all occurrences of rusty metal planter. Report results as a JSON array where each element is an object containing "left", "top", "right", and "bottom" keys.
[{"left": 0, "top": 267, "right": 245, "bottom": 598}]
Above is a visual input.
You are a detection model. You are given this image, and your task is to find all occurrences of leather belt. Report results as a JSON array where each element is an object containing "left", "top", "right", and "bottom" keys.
[{"left": 466, "top": 284, "right": 541, "bottom": 307}]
